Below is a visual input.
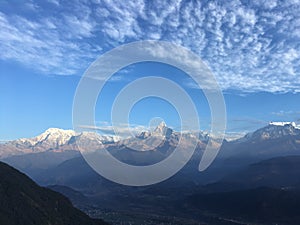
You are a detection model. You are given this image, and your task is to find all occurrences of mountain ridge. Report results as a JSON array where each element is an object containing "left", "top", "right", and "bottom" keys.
[
  {"left": 235, "top": 122, "right": 300, "bottom": 143},
  {"left": 0, "top": 128, "right": 121, "bottom": 158},
  {"left": 0, "top": 161, "right": 109, "bottom": 225},
  {"left": 2, "top": 121, "right": 300, "bottom": 169}
]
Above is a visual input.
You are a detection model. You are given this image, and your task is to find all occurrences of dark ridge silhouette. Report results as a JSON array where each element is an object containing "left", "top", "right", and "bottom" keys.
[{"left": 0, "top": 161, "right": 109, "bottom": 225}]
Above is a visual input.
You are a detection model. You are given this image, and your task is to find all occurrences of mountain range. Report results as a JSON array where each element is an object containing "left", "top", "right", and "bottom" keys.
[
  {"left": 2, "top": 121, "right": 300, "bottom": 159},
  {"left": 1, "top": 122, "right": 300, "bottom": 224},
  {"left": 217, "top": 122, "right": 300, "bottom": 168},
  {"left": 1, "top": 121, "right": 300, "bottom": 182},
  {"left": 0, "top": 128, "right": 121, "bottom": 158}
]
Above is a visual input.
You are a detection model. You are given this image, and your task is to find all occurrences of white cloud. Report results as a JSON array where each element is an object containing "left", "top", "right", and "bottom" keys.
[
  {"left": 0, "top": 9, "right": 100, "bottom": 75},
  {"left": 0, "top": 0, "right": 300, "bottom": 92},
  {"left": 272, "top": 110, "right": 300, "bottom": 117},
  {"left": 24, "top": 0, "right": 40, "bottom": 11},
  {"left": 79, "top": 123, "right": 148, "bottom": 137},
  {"left": 48, "top": 0, "right": 60, "bottom": 6}
]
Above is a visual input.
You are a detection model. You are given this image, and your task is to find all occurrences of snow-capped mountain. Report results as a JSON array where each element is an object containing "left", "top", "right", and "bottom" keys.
[
  {"left": 237, "top": 121, "right": 300, "bottom": 143},
  {"left": 152, "top": 121, "right": 173, "bottom": 137},
  {"left": 2, "top": 123, "right": 203, "bottom": 159},
  {"left": 136, "top": 122, "right": 173, "bottom": 139},
  {"left": 0, "top": 128, "right": 120, "bottom": 158},
  {"left": 2, "top": 121, "right": 299, "bottom": 160},
  {"left": 14, "top": 128, "right": 76, "bottom": 148},
  {"left": 0, "top": 124, "right": 209, "bottom": 175},
  {"left": 219, "top": 121, "right": 300, "bottom": 164},
  {"left": 2, "top": 122, "right": 300, "bottom": 188},
  {"left": 122, "top": 122, "right": 209, "bottom": 154},
  {"left": 0, "top": 123, "right": 217, "bottom": 159},
  {"left": 136, "top": 122, "right": 209, "bottom": 142},
  {"left": 70, "top": 131, "right": 121, "bottom": 145}
]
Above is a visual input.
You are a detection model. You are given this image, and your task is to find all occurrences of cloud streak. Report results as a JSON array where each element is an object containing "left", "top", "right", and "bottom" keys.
[{"left": 79, "top": 123, "right": 148, "bottom": 138}]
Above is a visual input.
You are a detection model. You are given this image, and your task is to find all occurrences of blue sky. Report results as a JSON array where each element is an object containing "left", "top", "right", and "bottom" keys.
[{"left": 1, "top": 0, "right": 300, "bottom": 140}]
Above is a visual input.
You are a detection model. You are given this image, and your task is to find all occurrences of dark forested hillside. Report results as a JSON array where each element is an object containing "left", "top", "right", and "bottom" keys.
[{"left": 0, "top": 161, "right": 109, "bottom": 225}]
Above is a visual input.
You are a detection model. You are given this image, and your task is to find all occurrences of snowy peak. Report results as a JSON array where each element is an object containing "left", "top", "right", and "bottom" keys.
[
  {"left": 3, "top": 121, "right": 299, "bottom": 159},
  {"left": 136, "top": 122, "right": 173, "bottom": 139},
  {"left": 35, "top": 128, "right": 76, "bottom": 146},
  {"left": 269, "top": 121, "right": 300, "bottom": 129},
  {"left": 153, "top": 122, "right": 173, "bottom": 137},
  {"left": 269, "top": 121, "right": 296, "bottom": 127},
  {"left": 15, "top": 128, "right": 76, "bottom": 148},
  {"left": 15, "top": 128, "right": 120, "bottom": 148},
  {"left": 0, "top": 128, "right": 120, "bottom": 158},
  {"left": 153, "top": 121, "right": 167, "bottom": 133},
  {"left": 239, "top": 121, "right": 300, "bottom": 143}
]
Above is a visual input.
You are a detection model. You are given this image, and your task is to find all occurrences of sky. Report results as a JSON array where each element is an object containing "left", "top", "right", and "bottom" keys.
[{"left": 1, "top": 0, "right": 300, "bottom": 140}]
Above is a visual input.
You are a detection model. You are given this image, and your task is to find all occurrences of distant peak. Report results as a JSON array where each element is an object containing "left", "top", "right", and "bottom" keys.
[
  {"left": 153, "top": 122, "right": 173, "bottom": 138},
  {"left": 136, "top": 122, "right": 173, "bottom": 139},
  {"left": 157, "top": 121, "right": 167, "bottom": 128},
  {"left": 153, "top": 121, "right": 167, "bottom": 133}
]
